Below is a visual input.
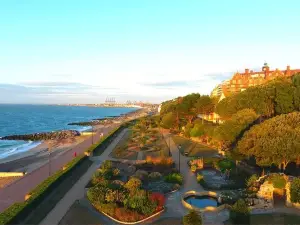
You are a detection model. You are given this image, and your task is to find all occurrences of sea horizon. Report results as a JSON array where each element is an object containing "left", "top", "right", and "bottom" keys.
[{"left": 0, "top": 104, "right": 137, "bottom": 159}]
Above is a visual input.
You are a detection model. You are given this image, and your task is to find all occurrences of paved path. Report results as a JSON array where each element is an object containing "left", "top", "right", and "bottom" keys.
[
  {"left": 161, "top": 131, "right": 229, "bottom": 225},
  {"left": 39, "top": 128, "right": 128, "bottom": 225},
  {"left": 0, "top": 125, "right": 116, "bottom": 212}
]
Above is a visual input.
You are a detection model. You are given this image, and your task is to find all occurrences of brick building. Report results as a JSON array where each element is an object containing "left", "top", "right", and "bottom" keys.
[{"left": 223, "top": 63, "right": 300, "bottom": 94}]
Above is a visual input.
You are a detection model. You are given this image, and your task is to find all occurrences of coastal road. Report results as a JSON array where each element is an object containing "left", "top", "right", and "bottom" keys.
[
  {"left": 0, "top": 124, "right": 116, "bottom": 212},
  {"left": 39, "top": 128, "right": 128, "bottom": 225}
]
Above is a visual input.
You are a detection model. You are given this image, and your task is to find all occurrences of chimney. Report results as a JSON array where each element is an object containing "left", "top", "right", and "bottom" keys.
[
  {"left": 287, "top": 65, "right": 290, "bottom": 71},
  {"left": 245, "top": 69, "right": 249, "bottom": 74},
  {"left": 250, "top": 70, "right": 253, "bottom": 73}
]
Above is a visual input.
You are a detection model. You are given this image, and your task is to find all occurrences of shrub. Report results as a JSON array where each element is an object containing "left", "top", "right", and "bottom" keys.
[
  {"left": 183, "top": 210, "right": 202, "bottom": 225},
  {"left": 113, "top": 168, "right": 121, "bottom": 177},
  {"left": 290, "top": 178, "right": 300, "bottom": 203},
  {"left": 230, "top": 199, "right": 250, "bottom": 225},
  {"left": 124, "top": 177, "right": 142, "bottom": 193},
  {"left": 246, "top": 174, "right": 258, "bottom": 188},
  {"left": 191, "top": 165, "right": 197, "bottom": 172},
  {"left": 196, "top": 173, "right": 204, "bottom": 183},
  {"left": 99, "top": 203, "right": 117, "bottom": 216},
  {"left": 87, "top": 185, "right": 107, "bottom": 204},
  {"left": 114, "top": 207, "right": 143, "bottom": 222},
  {"left": 148, "top": 172, "right": 162, "bottom": 181},
  {"left": 145, "top": 156, "right": 173, "bottom": 166},
  {"left": 217, "top": 159, "right": 235, "bottom": 172},
  {"left": 164, "top": 173, "right": 183, "bottom": 185},
  {"left": 140, "top": 200, "right": 157, "bottom": 216},
  {"left": 150, "top": 192, "right": 166, "bottom": 210},
  {"left": 268, "top": 174, "right": 286, "bottom": 189}
]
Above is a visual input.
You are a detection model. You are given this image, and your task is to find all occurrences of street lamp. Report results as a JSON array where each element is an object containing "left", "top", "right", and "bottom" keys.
[
  {"left": 92, "top": 125, "right": 94, "bottom": 145},
  {"left": 178, "top": 144, "right": 181, "bottom": 173},
  {"left": 168, "top": 134, "right": 171, "bottom": 156},
  {"left": 48, "top": 143, "right": 52, "bottom": 176}
]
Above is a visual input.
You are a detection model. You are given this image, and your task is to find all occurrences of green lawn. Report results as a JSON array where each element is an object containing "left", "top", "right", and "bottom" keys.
[
  {"left": 172, "top": 135, "right": 218, "bottom": 157},
  {"left": 225, "top": 213, "right": 300, "bottom": 225}
]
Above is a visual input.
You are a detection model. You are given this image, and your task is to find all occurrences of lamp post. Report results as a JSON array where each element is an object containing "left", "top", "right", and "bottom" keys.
[
  {"left": 48, "top": 143, "right": 52, "bottom": 177},
  {"left": 178, "top": 144, "right": 181, "bottom": 173},
  {"left": 92, "top": 125, "right": 94, "bottom": 145},
  {"left": 168, "top": 134, "right": 171, "bottom": 156}
]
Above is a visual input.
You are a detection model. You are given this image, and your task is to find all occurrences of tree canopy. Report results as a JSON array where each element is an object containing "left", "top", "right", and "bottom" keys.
[
  {"left": 216, "top": 75, "right": 300, "bottom": 118},
  {"left": 237, "top": 112, "right": 300, "bottom": 169}
]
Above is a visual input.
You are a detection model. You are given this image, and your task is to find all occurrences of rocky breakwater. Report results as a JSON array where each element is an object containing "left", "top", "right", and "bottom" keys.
[
  {"left": 68, "top": 118, "right": 113, "bottom": 126},
  {"left": 0, "top": 130, "right": 80, "bottom": 141}
]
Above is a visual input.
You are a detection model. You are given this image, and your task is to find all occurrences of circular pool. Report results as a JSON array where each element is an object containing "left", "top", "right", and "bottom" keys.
[
  {"left": 182, "top": 191, "right": 226, "bottom": 212},
  {"left": 184, "top": 195, "right": 219, "bottom": 208}
]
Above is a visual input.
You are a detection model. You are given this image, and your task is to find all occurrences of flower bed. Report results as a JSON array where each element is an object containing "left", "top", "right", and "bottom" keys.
[{"left": 87, "top": 160, "right": 167, "bottom": 223}]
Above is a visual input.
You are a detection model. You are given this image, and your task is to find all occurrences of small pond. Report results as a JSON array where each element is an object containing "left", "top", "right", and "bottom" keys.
[{"left": 184, "top": 195, "right": 220, "bottom": 208}]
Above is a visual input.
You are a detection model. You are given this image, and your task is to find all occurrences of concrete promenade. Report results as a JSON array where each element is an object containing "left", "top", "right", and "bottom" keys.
[
  {"left": 0, "top": 125, "right": 116, "bottom": 212},
  {"left": 39, "top": 128, "right": 128, "bottom": 225}
]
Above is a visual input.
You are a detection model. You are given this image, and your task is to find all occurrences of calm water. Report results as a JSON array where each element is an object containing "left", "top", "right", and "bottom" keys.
[
  {"left": 0, "top": 104, "right": 136, "bottom": 159},
  {"left": 184, "top": 195, "right": 219, "bottom": 208}
]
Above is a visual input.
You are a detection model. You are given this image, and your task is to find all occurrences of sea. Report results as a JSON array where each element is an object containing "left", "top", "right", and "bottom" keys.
[{"left": 0, "top": 104, "right": 137, "bottom": 159}]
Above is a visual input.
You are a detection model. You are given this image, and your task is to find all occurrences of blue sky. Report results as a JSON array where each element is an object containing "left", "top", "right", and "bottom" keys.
[{"left": 1, "top": 0, "right": 300, "bottom": 104}]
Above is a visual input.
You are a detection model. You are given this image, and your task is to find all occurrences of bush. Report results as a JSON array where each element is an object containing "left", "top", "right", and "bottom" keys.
[
  {"left": 113, "top": 168, "right": 121, "bottom": 177},
  {"left": 183, "top": 210, "right": 202, "bottom": 225},
  {"left": 268, "top": 174, "right": 286, "bottom": 189},
  {"left": 114, "top": 207, "right": 143, "bottom": 222},
  {"left": 124, "top": 177, "right": 142, "bottom": 193},
  {"left": 196, "top": 173, "right": 204, "bottom": 183},
  {"left": 230, "top": 199, "right": 250, "bottom": 225},
  {"left": 164, "top": 173, "right": 183, "bottom": 185},
  {"left": 246, "top": 174, "right": 258, "bottom": 188},
  {"left": 290, "top": 178, "right": 300, "bottom": 203},
  {"left": 148, "top": 172, "right": 162, "bottom": 181},
  {"left": 216, "top": 159, "right": 235, "bottom": 172},
  {"left": 150, "top": 192, "right": 166, "bottom": 210},
  {"left": 191, "top": 165, "right": 197, "bottom": 173}
]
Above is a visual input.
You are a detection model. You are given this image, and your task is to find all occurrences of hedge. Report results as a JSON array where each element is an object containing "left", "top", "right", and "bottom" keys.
[
  {"left": 0, "top": 155, "right": 87, "bottom": 225},
  {"left": 0, "top": 120, "right": 137, "bottom": 225}
]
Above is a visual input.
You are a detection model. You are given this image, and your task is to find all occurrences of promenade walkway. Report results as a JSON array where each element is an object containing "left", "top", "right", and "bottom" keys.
[
  {"left": 161, "top": 131, "right": 229, "bottom": 225},
  {"left": 0, "top": 125, "right": 116, "bottom": 212},
  {"left": 39, "top": 128, "right": 128, "bottom": 225}
]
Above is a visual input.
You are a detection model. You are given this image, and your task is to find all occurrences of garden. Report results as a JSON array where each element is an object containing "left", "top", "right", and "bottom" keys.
[
  {"left": 87, "top": 159, "right": 183, "bottom": 223},
  {"left": 172, "top": 135, "right": 218, "bottom": 157},
  {"left": 110, "top": 117, "right": 170, "bottom": 160},
  {"left": 188, "top": 157, "right": 249, "bottom": 190}
]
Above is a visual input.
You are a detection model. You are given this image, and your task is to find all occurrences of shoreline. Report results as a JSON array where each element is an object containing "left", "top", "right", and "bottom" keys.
[{"left": 0, "top": 107, "right": 151, "bottom": 173}]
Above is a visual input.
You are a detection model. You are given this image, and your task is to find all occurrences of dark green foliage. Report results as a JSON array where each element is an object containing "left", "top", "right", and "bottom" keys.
[
  {"left": 160, "top": 112, "right": 176, "bottom": 129},
  {"left": 190, "top": 123, "right": 205, "bottom": 137},
  {"left": 238, "top": 112, "right": 300, "bottom": 169},
  {"left": 183, "top": 210, "right": 202, "bottom": 225},
  {"left": 214, "top": 109, "right": 259, "bottom": 146},
  {"left": 267, "top": 174, "right": 286, "bottom": 189},
  {"left": 246, "top": 174, "right": 258, "bottom": 188},
  {"left": 216, "top": 76, "right": 300, "bottom": 118},
  {"left": 230, "top": 199, "right": 250, "bottom": 225},
  {"left": 290, "top": 178, "right": 300, "bottom": 203},
  {"left": 164, "top": 173, "right": 183, "bottom": 185}
]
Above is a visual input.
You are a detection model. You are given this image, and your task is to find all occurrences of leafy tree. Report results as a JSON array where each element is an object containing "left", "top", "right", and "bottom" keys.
[
  {"left": 184, "top": 123, "right": 194, "bottom": 138},
  {"left": 273, "top": 80, "right": 295, "bottom": 114},
  {"left": 290, "top": 178, "right": 300, "bottom": 203},
  {"left": 190, "top": 123, "right": 205, "bottom": 137},
  {"left": 230, "top": 199, "right": 250, "bottom": 225},
  {"left": 237, "top": 112, "right": 300, "bottom": 170},
  {"left": 214, "top": 109, "right": 259, "bottom": 147},
  {"left": 160, "top": 112, "right": 176, "bottom": 129},
  {"left": 183, "top": 210, "right": 202, "bottom": 225}
]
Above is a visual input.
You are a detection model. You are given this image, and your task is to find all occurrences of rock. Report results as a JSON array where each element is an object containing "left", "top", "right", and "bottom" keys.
[{"left": 1, "top": 130, "right": 80, "bottom": 141}]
